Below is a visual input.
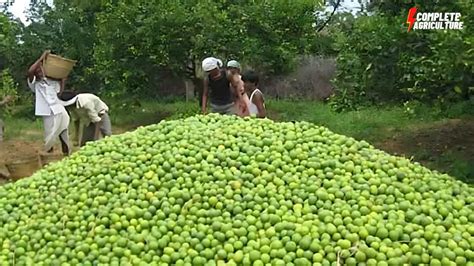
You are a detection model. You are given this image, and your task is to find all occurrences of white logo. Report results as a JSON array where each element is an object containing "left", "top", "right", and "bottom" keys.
[{"left": 407, "top": 7, "right": 464, "bottom": 31}]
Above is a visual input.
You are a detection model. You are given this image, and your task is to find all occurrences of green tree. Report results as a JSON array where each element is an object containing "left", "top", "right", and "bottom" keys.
[
  {"left": 4, "top": 1, "right": 324, "bottom": 98},
  {"left": 92, "top": 0, "right": 322, "bottom": 97},
  {"left": 330, "top": 0, "right": 473, "bottom": 111}
]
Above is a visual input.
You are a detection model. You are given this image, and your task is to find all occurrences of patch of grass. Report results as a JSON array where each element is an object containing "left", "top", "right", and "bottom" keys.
[
  {"left": 420, "top": 150, "right": 474, "bottom": 184},
  {"left": 443, "top": 99, "right": 474, "bottom": 118},
  {"left": 266, "top": 100, "right": 460, "bottom": 142},
  {"left": 5, "top": 99, "right": 471, "bottom": 143},
  {"left": 109, "top": 100, "right": 200, "bottom": 129},
  {"left": 3, "top": 116, "right": 43, "bottom": 141},
  {"left": 449, "top": 159, "right": 474, "bottom": 184},
  {"left": 3, "top": 99, "right": 202, "bottom": 141}
]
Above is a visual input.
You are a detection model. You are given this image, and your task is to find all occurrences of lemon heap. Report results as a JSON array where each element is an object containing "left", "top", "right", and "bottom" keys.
[{"left": 0, "top": 114, "right": 473, "bottom": 266}]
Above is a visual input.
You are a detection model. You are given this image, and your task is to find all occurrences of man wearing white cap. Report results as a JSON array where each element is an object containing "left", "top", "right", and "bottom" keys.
[{"left": 201, "top": 57, "right": 248, "bottom": 115}]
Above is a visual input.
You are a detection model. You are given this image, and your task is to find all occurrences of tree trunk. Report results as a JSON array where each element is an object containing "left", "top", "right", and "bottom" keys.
[{"left": 185, "top": 79, "right": 194, "bottom": 102}]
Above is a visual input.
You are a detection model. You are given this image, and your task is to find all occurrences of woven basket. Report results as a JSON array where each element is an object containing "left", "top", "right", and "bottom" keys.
[
  {"left": 43, "top": 54, "right": 77, "bottom": 80},
  {"left": 6, "top": 155, "right": 41, "bottom": 180},
  {"left": 40, "top": 153, "right": 65, "bottom": 167}
]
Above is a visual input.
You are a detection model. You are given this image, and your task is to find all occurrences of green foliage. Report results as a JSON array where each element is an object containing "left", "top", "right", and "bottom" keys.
[
  {"left": 402, "top": 100, "right": 422, "bottom": 118},
  {"left": 450, "top": 159, "right": 474, "bottom": 184},
  {"left": 0, "top": 69, "right": 17, "bottom": 96},
  {"left": 0, "top": 69, "right": 18, "bottom": 116},
  {"left": 329, "top": 14, "right": 399, "bottom": 111},
  {"left": 91, "top": 1, "right": 321, "bottom": 96},
  {"left": 3, "top": 1, "right": 324, "bottom": 98},
  {"left": 0, "top": 14, "right": 22, "bottom": 72},
  {"left": 330, "top": 0, "right": 473, "bottom": 111},
  {"left": 93, "top": 1, "right": 192, "bottom": 95},
  {"left": 26, "top": 1, "right": 104, "bottom": 90},
  {"left": 167, "top": 102, "right": 201, "bottom": 120},
  {"left": 2, "top": 0, "right": 473, "bottom": 108}
]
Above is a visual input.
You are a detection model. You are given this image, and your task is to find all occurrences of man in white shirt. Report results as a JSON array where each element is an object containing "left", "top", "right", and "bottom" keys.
[
  {"left": 59, "top": 92, "right": 112, "bottom": 146},
  {"left": 27, "top": 50, "right": 71, "bottom": 155}
]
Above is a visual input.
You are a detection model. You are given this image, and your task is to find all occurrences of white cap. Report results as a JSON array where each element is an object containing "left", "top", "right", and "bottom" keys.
[
  {"left": 227, "top": 60, "right": 241, "bottom": 69},
  {"left": 202, "top": 57, "right": 222, "bottom": 72}
]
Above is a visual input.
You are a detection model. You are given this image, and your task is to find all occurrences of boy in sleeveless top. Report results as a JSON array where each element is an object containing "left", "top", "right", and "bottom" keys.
[{"left": 242, "top": 70, "right": 266, "bottom": 118}]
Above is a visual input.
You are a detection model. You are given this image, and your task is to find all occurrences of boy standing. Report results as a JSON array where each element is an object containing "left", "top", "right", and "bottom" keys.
[
  {"left": 27, "top": 50, "right": 71, "bottom": 155},
  {"left": 242, "top": 70, "right": 266, "bottom": 118}
]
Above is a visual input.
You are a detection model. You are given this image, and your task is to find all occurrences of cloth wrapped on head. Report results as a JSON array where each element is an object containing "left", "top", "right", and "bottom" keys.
[
  {"left": 202, "top": 57, "right": 223, "bottom": 72},
  {"left": 227, "top": 60, "right": 241, "bottom": 69}
]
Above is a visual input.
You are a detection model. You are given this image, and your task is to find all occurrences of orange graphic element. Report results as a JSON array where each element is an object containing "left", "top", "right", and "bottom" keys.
[{"left": 407, "top": 7, "right": 417, "bottom": 32}]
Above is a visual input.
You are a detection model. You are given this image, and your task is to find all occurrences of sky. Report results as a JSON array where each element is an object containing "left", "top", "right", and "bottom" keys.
[{"left": 7, "top": 0, "right": 54, "bottom": 25}]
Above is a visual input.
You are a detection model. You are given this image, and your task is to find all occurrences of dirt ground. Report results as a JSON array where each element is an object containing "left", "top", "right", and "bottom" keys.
[
  {"left": 0, "top": 140, "right": 60, "bottom": 180},
  {"left": 376, "top": 119, "right": 473, "bottom": 161},
  {"left": 0, "top": 126, "right": 130, "bottom": 180},
  {"left": 0, "top": 140, "right": 42, "bottom": 165},
  {"left": 0, "top": 141, "right": 34, "bottom": 180}
]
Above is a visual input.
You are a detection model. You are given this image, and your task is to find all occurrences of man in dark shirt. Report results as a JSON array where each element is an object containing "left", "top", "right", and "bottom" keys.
[{"left": 201, "top": 57, "right": 245, "bottom": 115}]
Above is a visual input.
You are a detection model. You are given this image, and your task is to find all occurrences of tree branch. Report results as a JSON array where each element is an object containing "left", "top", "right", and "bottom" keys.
[{"left": 317, "top": 0, "right": 341, "bottom": 32}]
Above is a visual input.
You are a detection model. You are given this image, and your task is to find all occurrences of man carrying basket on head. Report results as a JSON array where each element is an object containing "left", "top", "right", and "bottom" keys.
[{"left": 27, "top": 50, "right": 71, "bottom": 156}]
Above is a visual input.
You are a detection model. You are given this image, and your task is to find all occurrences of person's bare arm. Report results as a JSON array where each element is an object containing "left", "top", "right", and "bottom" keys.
[
  {"left": 60, "top": 78, "right": 66, "bottom": 94},
  {"left": 86, "top": 106, "right": 102, "bottom": 124},
  {"left": 78, "top": 120, "right": 85, "bottom": 146},
  {"left": 72, "top": 120, "right": 79, "bottom": 146},
  {"left": 228, "top": 72, "right": 242, "bottom": 99},
  {"left": 202, "top": 78, "right": 209, "bottom": 114},
  {"left": 93, "top": 122, "right": 101, "bottom": 140},
  {"left": 253, "top": 93, "right": 266, "bottom": 118},
  {"left": 229, "top": 74, "right": 250, "bottom": 116},
  {"left": 27, "top": 50, "right": 50, "bottom": 82},
  {"left": 69, "top": 111, "right": 80, "bottom": 145}
]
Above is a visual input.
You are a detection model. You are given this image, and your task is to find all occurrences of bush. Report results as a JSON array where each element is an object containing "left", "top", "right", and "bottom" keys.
[
  {"left": 330, "top": 1, "right": 473, "bottom": 111},
  {"left": 0, "top": 68, "right": 18, "bottom": 116}
]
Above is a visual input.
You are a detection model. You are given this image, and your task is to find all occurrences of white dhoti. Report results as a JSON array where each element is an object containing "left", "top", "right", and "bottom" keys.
[{"left": 43, "top": 111, "right": 71, "bottom": 154}]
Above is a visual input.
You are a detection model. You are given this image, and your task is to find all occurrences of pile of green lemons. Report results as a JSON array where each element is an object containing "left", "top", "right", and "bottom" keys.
[{"left": 0, "top": 114, "right": 472, "bottom": 265}]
